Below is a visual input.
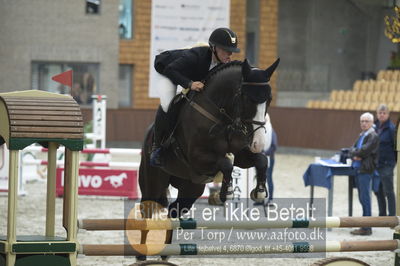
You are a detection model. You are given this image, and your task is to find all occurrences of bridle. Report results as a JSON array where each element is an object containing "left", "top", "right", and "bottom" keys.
[
  {"left": 241, "top": 81, "right": 270, "bottom": 136},
  {"left": 183, "top": 79, "right": 270, "bottom": 139}
]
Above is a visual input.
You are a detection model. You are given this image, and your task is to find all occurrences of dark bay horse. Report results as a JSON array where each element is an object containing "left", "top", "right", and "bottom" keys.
[{"left": 138, "top": 58, "right": 279, "bottom": 256}]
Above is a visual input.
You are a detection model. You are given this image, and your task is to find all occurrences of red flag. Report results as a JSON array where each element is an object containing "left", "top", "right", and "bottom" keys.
[{"left": 52, "top": 69, "right": 73, "bottom": 88}]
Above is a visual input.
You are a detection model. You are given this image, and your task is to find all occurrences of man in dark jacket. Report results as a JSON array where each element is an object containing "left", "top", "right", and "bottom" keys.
[
  {"left": 349, "top": 112, "right": 379, "bottom": 236},
  {"left": 374, "top": 104, "right": 396, "bottom": 216},
  {"left": 150, "top": 28, "right": 241, "bottom": 166}
]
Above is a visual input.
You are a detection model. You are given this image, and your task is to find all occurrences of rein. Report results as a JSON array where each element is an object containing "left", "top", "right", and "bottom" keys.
[
  {"left": 242, "top": 82, "right": 269, "bottom": 86},
  {"left": 184, "top": 95, "right": 221, "bottom": 124},
  {"left": 182, "top": 90, "right": 237, "bottom": 125}
]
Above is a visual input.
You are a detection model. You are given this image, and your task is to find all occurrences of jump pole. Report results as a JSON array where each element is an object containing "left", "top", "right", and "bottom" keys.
[
  {"left": 78, "top": 216, "right": 400, "bottom": 231},
  {"left": 24, "top": 146, "right": 141, "bottom": 156},
  {"left": 23, "top": 159, "right": 139, "bottom": 168},
  {"left": 80, "top": 240, "right": 400, "bottom": 256}
]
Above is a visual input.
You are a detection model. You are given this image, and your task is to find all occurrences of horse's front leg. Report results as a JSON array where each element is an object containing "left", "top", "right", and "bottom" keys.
[
  {"left": 250, "top": 153, "right": 269, "bottom": 203},
  {"left": 217, "top": 155, "right": 234, "bottom": 202},
  {"left": 165, "top": 178, "right": 205, "bottom": 259}
]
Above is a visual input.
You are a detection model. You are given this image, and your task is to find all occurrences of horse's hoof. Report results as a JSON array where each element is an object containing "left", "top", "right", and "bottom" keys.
[
  {"left": 225, "top": 185, "right": 234, "bottom": 200},
  {"left": 219, "top": 182, "right": 233, "bottom": 202},
  {"left": 250, "top": 188, "right": 266, "bottom": 203}
]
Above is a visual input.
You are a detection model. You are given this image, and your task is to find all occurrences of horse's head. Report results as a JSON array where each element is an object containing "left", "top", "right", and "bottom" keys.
[
  {"left": 240, "top": 58, "right": 279, "bottom": 153},
  {"left": 200, "top": 59, "right": 278, "bottom": 153}
]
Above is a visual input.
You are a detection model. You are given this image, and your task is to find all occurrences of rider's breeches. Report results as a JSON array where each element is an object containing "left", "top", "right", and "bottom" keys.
[{"left": 155, "top": 72, "right": 181, "bottom": 112}]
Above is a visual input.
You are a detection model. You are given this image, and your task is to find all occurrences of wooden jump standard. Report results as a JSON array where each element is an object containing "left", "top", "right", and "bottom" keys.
[
  {"left": 0, "top": 90, "right": 84, "bottom": 266},
  {"left": 78, "top": 216, "right": 400, "bottom": 231},
  {"left": 80, "top": 240, "right": 400, "bottom": 256}
]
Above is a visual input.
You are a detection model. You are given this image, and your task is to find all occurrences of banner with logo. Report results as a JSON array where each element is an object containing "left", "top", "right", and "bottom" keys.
[
  {"left": 56, "top": 168, "right": 138, "bottom": 198},
  {"left": 148, "top": 0, "right": 230, "bottom": 97}
]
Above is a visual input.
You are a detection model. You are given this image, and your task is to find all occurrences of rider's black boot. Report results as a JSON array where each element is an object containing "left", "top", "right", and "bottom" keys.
[{"left": 150, "top": 107, "right": 169, "bottom": 167}]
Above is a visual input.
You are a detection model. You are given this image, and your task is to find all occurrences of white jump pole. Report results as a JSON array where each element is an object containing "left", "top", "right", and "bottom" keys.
[
  {"left": 24, "top": 146, "right": 141, "bottom": 156},
  {"left": 22, "top": 159, "right": 139, "bottom": 169}
]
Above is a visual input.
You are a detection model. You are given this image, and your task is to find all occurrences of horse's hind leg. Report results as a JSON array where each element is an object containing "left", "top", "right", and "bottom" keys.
[
  {"left": 136, "top": 200, "right": 162, "bottom": 261},
  {"left": 137, "top": 127, "right": 171, "bottom": 261},
  {"left": 136, "top": 203, "right": 150, "bottom": 261},
  {"left": 162, "top": 177, "right": 205, "bottom": 260}
]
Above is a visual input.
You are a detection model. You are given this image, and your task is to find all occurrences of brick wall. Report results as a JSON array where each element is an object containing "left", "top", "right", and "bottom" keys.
[
  {"left": 230, "top": 0, "right": 246, "bottom": 62},
  {"left": 259, "top": 0, "right": 278, "bottom": 106},
  {"left": 119, "top": 0, "right": 158, "bottom": 109},
  {"left": 120, "top": 0, "right": 278, "bottom": 109}
]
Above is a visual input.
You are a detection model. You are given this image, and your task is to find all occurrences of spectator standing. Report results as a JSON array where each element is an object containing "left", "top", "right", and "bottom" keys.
[
  {"left": 350, "top": 112, "right": 379, "bottom": 236},
  {"left": 263, "top": 128, "right": 277, "bottom": 205},
  {"left": 374, "top": 104, "right": 396, "bottom": 216}
]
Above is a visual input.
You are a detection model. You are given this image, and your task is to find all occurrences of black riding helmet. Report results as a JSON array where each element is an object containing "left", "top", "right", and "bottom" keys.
[{"left": 209, "top": 28, "right": 240, "bottom": 53}]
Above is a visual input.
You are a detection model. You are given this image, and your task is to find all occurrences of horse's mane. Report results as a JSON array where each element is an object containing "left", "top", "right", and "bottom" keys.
[{"left": 203, "top": 60, "right": 242, "bottom": 85}]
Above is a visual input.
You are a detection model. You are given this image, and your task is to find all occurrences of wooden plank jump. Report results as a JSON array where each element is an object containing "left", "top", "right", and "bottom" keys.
[
  {"left": 78, "top": 216, "right": 400, "bottom": 231},
  {"left": 80, "top": 240, "right": 400, "bottom": 256}
]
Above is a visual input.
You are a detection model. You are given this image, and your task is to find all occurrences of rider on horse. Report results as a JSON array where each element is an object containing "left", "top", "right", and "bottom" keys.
[{"left": 150, "top": 28, "right": 241, "bottom": 167}]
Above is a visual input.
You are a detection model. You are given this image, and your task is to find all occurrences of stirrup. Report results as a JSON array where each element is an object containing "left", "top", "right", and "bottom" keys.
[{"left": 150, "top": 147, "right": 163, "bottom": 167}]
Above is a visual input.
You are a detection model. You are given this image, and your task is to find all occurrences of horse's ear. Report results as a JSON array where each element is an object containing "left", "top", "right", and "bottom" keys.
[
  {"left": 242, "top": 59, "right": 252, "bottom": 79},
  {"left": 265, "top": 58, "right": 280, "bottom": 78}
]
